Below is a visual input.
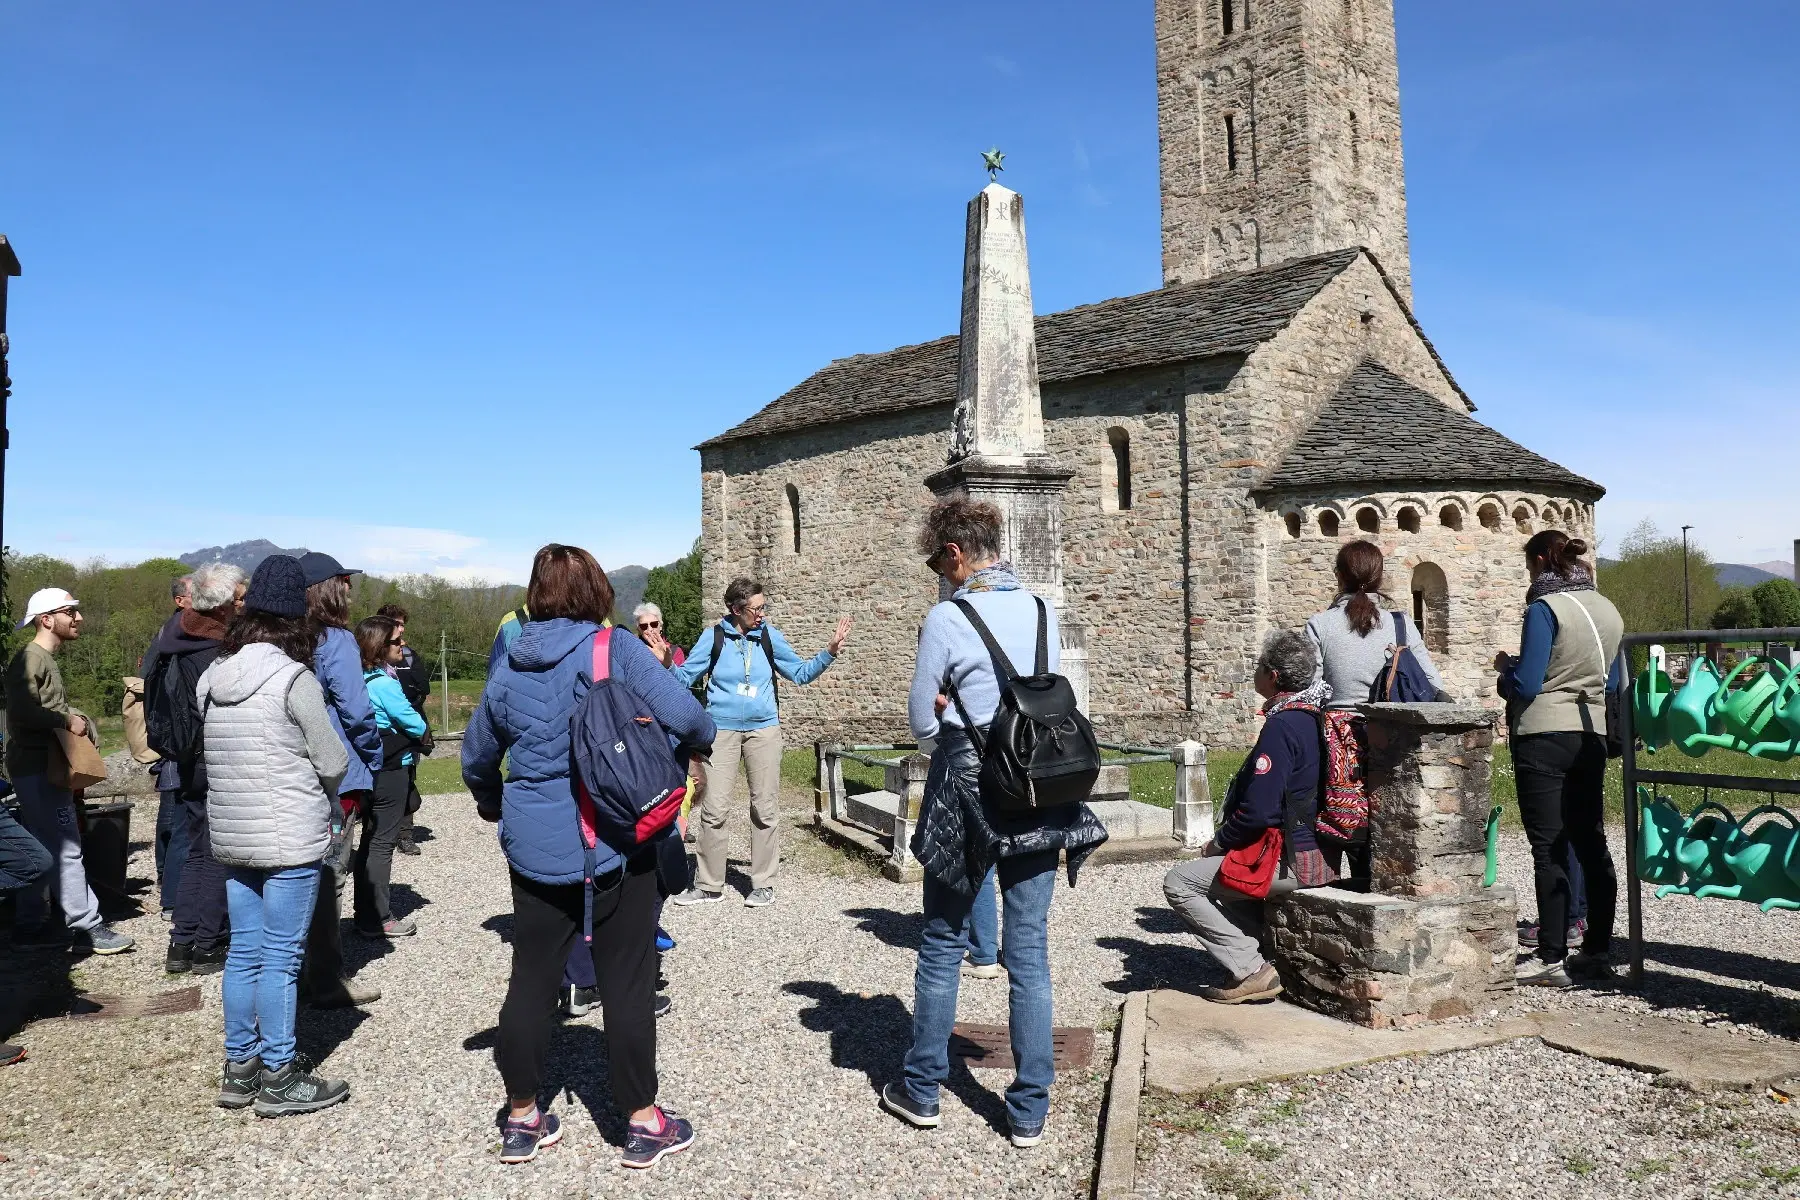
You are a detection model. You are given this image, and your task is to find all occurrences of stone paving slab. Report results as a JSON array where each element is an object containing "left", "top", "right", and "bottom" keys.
[
  {"left": 1526, "top": 1010, "right": 1800, "bottom": 1092},
  {"left": 1143, "top": 989, "right": 1540, "bottom": 1093}
]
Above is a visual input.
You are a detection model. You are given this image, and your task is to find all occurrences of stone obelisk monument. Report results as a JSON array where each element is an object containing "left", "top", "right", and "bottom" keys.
[{"left": 925, "top": 167, "right": 1089, "bottom": 709}]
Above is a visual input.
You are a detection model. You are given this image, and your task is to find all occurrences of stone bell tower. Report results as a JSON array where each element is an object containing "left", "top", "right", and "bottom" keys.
[{"left": 1156, "top": 0, "right": 1412, "bottom": 302}]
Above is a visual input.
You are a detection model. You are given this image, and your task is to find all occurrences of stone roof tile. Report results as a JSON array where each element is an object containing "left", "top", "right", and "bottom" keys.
[
  {"left": 699, "top": 248, "right": 1366, "bottom": 448},
  {"left": 1256, "top": 360, "right": 1603, "bottom": 499}
]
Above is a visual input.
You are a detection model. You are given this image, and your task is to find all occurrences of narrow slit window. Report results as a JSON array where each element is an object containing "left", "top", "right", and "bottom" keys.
[
  {"left": 1221, "top": 0, "right": 1234, "bottom": 36},
  {"left": 1348, "top": 111, "right": 1359, "bottom": 165},
  {"left": 1108, "top": 427, "right": 1133, "bottom": 511},
  {"left": 785, "top": 484, "right": 801, "bottom": 554},
  {"left": 1225, "top": 114, "right": 1239, "bottom": 172}
]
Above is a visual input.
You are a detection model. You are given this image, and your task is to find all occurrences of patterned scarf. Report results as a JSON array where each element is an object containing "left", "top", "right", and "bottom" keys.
[
  {"left": 956, "top": 561, "right": 1024, "bottom": 596},
  {"left": 1525, "top": 563, "right": 1595, "bottom": 605},
  {"left": 1263, "top": 678, "right": 1331, "bottom": 716}
]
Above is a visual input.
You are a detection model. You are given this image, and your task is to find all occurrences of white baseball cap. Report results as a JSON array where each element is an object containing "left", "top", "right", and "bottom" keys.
[{"left": 17, "top": 587, "right": 80, "bottom": 629}]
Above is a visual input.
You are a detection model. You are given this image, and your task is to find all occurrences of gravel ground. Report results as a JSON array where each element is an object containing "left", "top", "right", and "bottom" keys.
[
  {"left": 2, "top": 803, "right": 1794, "bottom": 1199},
  {"left": 1132, "top": 828, "right": 1800, "bottom": 1199}
]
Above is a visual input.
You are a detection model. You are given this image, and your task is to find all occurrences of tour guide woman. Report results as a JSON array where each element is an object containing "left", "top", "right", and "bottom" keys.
[
  {"left": 1163, "top": 630, "right": 1335, "bottom": 1005},
  {"left": 1496, "top": 530, "right": 1622, "bottom": 988},
  {"left": 463, "top": 544, "right": 715, "bottom": 1169},
  {"left": 880, "top": 498, "right": 1108, "bottom": 1150},
  {"left": 198, "top": 555, "right": 351, "bottom": 1116}
]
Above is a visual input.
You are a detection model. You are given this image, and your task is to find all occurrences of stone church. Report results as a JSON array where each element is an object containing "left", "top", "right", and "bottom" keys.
[{"left": 693, "top": 0, "right": 1602, "bottom": 749}]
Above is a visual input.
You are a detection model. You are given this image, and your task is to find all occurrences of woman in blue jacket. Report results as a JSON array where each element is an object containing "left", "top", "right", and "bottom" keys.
[
  {"left": 661, "top": 577, "right": 849, "bottom": 909},
  {"left": 352, "top": 616, "right": 428, "bottom": 938},
  {"left": 463, "top": 545, "right": 715, "bottom": 1170},
  {"left": 298, "top": 552, "right": 385, "bottom": 1009},
  {"left": 1163, "top": 630, "right": 1335, "bottom": 1005}
]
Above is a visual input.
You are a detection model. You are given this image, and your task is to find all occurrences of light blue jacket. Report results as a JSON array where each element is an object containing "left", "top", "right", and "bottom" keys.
[
  {"left": 364, "top": 669, "right": 428, "bottom": 767},
  {"left": 909, "top": 584, "right": 1059, "bottom": 741},
  {"left": 672, "top": 619, "right": 835, "bottom": 732}
]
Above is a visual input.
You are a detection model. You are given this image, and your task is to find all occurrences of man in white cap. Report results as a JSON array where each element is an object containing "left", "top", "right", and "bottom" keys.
[{"left": 4, "top": 587, "right": 135, "bottom": 955}]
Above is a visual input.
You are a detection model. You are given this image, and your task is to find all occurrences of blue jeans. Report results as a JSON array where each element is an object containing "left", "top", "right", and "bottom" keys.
[
  {"left": 965, "top": 867, "right": 1000, "bottom": 966},
  {"left": 0, "top": 806, "right": 52, "bottom": 893},
  {"left": 224, "top": 864, "right": 321, "bottom": 1070},
  {"left": 903, "top": 849, "right": 1059, "bottom": 1130},
  {"left": 155, "top": 790, "right": 189, "bottom": 912}
]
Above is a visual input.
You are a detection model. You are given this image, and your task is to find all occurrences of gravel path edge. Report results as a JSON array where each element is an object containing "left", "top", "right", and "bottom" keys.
[{"left": 1096, "top": 990, "right": 1149, "bottom": 1200}]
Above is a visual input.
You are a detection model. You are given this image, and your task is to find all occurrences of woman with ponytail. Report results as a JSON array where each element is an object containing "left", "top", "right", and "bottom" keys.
[
  {"left": 1496, "top": 531, "right": 1624, "bottom": 988},
  {"left": 1304, "top": 540, "right": 1445, "bottom": 883}
]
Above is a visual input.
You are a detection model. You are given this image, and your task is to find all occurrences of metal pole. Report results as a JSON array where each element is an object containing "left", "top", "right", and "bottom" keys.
[
  {"left": 1618, "top": 643, "right": 1644, "bottom": 988},
  {"left": 440, "top": 629, "right": 450, "bottom": 732},
  {"left": 0, "top": 236, "right": 20, "bottom": 574},
  {"left": 1681, "top": 525, "right": 1693, "bottom": 631}
]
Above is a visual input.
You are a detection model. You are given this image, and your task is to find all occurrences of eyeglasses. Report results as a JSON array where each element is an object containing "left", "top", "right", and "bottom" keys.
[
  {"left": 637, "top": 620, "right": 662, "bottom": 631},
  {"left": 737, "top": 604, "right": 768, "bottom": 617}
]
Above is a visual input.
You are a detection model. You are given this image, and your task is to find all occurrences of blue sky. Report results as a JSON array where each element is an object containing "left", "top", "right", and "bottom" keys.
[{"left": 2, "top": 0, "right": 1796, "bottom": 582}]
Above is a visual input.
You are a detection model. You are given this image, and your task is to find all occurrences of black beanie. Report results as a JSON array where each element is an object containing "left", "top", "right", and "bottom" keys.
[{"left": 242, "top": 554, "right": 308, "bottom": 619}]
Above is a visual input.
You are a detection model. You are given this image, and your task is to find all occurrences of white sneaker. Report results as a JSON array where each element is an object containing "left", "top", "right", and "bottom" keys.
[
  {"left": 1516, "top": 957, "right": 1573, "bottom": 988},
  {"left": 744, "top": 887, "right": 775, "bottom": 908},
  {"left": 670, "top": 888, "right": 723, "bottom": 907},
  {"left": 962, "top": 956, "right": 1005, "bottom": 980}
]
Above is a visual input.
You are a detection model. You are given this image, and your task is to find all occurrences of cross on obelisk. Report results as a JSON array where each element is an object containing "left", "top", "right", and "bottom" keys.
[{"left": 927, "top": 163, "right": 1089, "bottom": 711}]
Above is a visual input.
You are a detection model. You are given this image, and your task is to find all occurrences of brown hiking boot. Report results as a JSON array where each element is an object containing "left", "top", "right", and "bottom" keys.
[{"left": 1199, "top": 963, "right": 1283, "bottom": 1005}]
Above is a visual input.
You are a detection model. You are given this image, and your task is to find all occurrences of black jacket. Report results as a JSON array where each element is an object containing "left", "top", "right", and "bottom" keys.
[
  {"left": 394, "top": 646, "right": 432, "bottom": 717},
  {"left": 141, "top": 611, "right": 226, "bottom": 794},
  {"left": 910, "top": 729, "right": 1109, "bottom": 896}
]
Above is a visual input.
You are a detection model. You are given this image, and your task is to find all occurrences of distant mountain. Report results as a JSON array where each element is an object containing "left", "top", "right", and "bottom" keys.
[
  {"left": 1716, "top": 563, "right": 1786, "bottom": 588},
  {"left": 1750, "top": 560, "right": 1795, "bottom": 580},
  {"left": 180, "top": 539, "right": 310, "bottom": 573},
  {"left": 610, "top": 565, "right": 650, "bottom": 619}
]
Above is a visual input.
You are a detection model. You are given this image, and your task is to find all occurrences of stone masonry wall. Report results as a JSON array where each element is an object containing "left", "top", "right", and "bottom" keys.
[
  {"left": 1268, "top": 704, "right": 1518, "bottom": 1027},
  {"left": 1157, "top": 0, "right": 1411, "bottom": 300}
]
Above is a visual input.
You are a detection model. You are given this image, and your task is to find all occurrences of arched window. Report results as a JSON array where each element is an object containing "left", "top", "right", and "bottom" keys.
[
  {"left": 1355, "top": 507, "right": 1379, "bottom": 534},
  {"left": 1397, "top": 506, "right": 1420, "bottom": 534},
  {"left": 1319, "top": 511, "right": 1340, "bottom": 538},
  {"left": 784, "top": 484, "right": 802, "bottom": 555},
  {"left": 1284, "top": 512, "right": 1302, "bottom": 539},
  {"left": 1225, "top": 113, "right": 1240, "bottom": 172},
  {"left": 1410, "top": 563, "right": 1450, "bottom": 656},
  {"left": 1478, "top": 502, "right": 1502, "bottom": 532},
  {"left": 1513, "top": 505, "right": 1533, "bottom": 535},
  {"left": 1439, "top": 504, "right": 1463, "bottom": 531},
  {"left": 1109, "top": 428, "right": 1133, "bottom": 511}
]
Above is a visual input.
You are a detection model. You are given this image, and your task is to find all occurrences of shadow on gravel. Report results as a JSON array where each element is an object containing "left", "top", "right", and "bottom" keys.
[
  {"left": 1639, "top": 939, "right": 1800, "bottom": 992},
  {"left": 464, "top": 1022, "right": 630, "bottom": 1145},
  {"left": 844, "top": 907, "right": 925, "bottom": 951},
  {"left": 1133, "top": 906, "right": 1188, "bottom": 935},
  {"left": 783, "top": 981, "right": 1010, "bottom": 1135},
  {"left": 481, "top": 913, "right": 513, "bottom": 944},
  {"left": 296, "top": 1004, "right": 369, "bottom": 1067},
  {"left": 408, "top": 823, "right": 437, "bottom": 845},
  {"left": 1626, "top": 960, "right": 1800, "bottom": 1039},
  {"left": 388, "top": 883, "right": 431, "bottom": 922},
  {"left": 1095, "top": 936, "right": 1230, "bottom": 995}
]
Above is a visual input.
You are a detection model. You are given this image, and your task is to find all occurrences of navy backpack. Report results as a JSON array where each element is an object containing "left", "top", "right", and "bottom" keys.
[
  {"left": 1369, "top": 611, "right": 1450, "bottom": 704},
  {"left": 569, "top": 627, "right": 688, "bottom": 855}
]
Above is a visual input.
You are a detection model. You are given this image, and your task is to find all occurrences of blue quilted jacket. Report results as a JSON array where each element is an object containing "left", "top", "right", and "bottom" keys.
[{"left": 462, "top": 618, "right": 715, "bottom": 884}]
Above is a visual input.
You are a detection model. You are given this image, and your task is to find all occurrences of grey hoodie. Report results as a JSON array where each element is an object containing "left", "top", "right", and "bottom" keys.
[{"left": 197, "top": 643, "right": 349, "bottom": 869}]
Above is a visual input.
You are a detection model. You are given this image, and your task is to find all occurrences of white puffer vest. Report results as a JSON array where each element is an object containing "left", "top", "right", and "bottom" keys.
[{"left": 197, "top": 643, "right": 332, "bottom": 869}]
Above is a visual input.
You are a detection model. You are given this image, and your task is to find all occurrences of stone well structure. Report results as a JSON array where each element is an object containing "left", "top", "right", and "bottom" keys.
[{"left": 1267, "top": 703, "right": 1518, "bottom": 1028}]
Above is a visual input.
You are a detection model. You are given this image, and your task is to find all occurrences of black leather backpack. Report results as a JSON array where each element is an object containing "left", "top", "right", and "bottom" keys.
[{"left": 946, "top": 597, "right": 1101, "bottom": 813}]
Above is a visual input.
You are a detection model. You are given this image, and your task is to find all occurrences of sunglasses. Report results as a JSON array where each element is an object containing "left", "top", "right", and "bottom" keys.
[
  {"left": 387, "top": 636, "right": 405, "bottom": 647},
  {"left": 637, "top": 620, "right": 662, "bottom": 631}
]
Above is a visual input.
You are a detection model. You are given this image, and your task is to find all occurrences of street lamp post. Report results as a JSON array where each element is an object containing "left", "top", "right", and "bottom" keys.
[
  {"left": 0, "top": 236, "right": 19, "bottom": 574},
  {"left": 1681, "top": 524, "right": 1693, "bottom": 630}
]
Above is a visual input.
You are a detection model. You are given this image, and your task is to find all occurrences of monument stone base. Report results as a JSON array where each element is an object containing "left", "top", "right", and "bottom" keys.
[{"left": 1267, "top": 884, "right": 1518, "bottom": 1029}]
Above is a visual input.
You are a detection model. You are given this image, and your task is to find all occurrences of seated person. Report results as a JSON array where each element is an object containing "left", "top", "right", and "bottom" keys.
[{"left": 1162, "top": 630, "right": 1335, "bottom": 1004}]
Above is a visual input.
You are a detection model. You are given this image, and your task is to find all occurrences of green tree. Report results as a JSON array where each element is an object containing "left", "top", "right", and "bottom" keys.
[
  {"left": 1751, "top": 578, "right": 1800, "bottom": 629},
  {"left": 1712, "top": 587, "right": 1760, "bottom": 631},
  {"left": 1598, "top": 519, "right": 1719, "bottom": 635},
  {"left": 642, "top": 539, "right": 704, "bottom": 652}
]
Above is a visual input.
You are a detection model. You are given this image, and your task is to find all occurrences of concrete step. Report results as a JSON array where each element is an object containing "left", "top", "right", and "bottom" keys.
[
  {"left": 843, "top": 789, "right": 900, "bottom": 834},
  {"left": 1091, "top": 763, "right": 1131, "bottom": 802},
  {"left": 1088, "top": 799, "right": 1174, "bottom": 841}
]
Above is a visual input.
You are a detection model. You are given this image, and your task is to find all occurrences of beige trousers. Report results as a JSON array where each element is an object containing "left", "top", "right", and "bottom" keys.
[{"left": 695, "top": 726, "right": 785, "bottom": 892}]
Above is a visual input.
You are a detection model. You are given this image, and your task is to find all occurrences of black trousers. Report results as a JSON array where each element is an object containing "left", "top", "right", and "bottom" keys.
[
  {"left": 352, "top": 768, "right": 410, "bottom": 927},
  {"left": 171, "top": 792, "right": 228, "bottom": 950},
  {"left": 1513, "top": 732, "right": 1616, "bottom": 963},
  {"left": 497, "top": 855, "right": 659, "bottom": 1115},
  {"left": 303, "top": 791, "right": 361, "bottom": 991},
  {"left": 1318, "top": 832, "right": 1371, "bottom": 888}
]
